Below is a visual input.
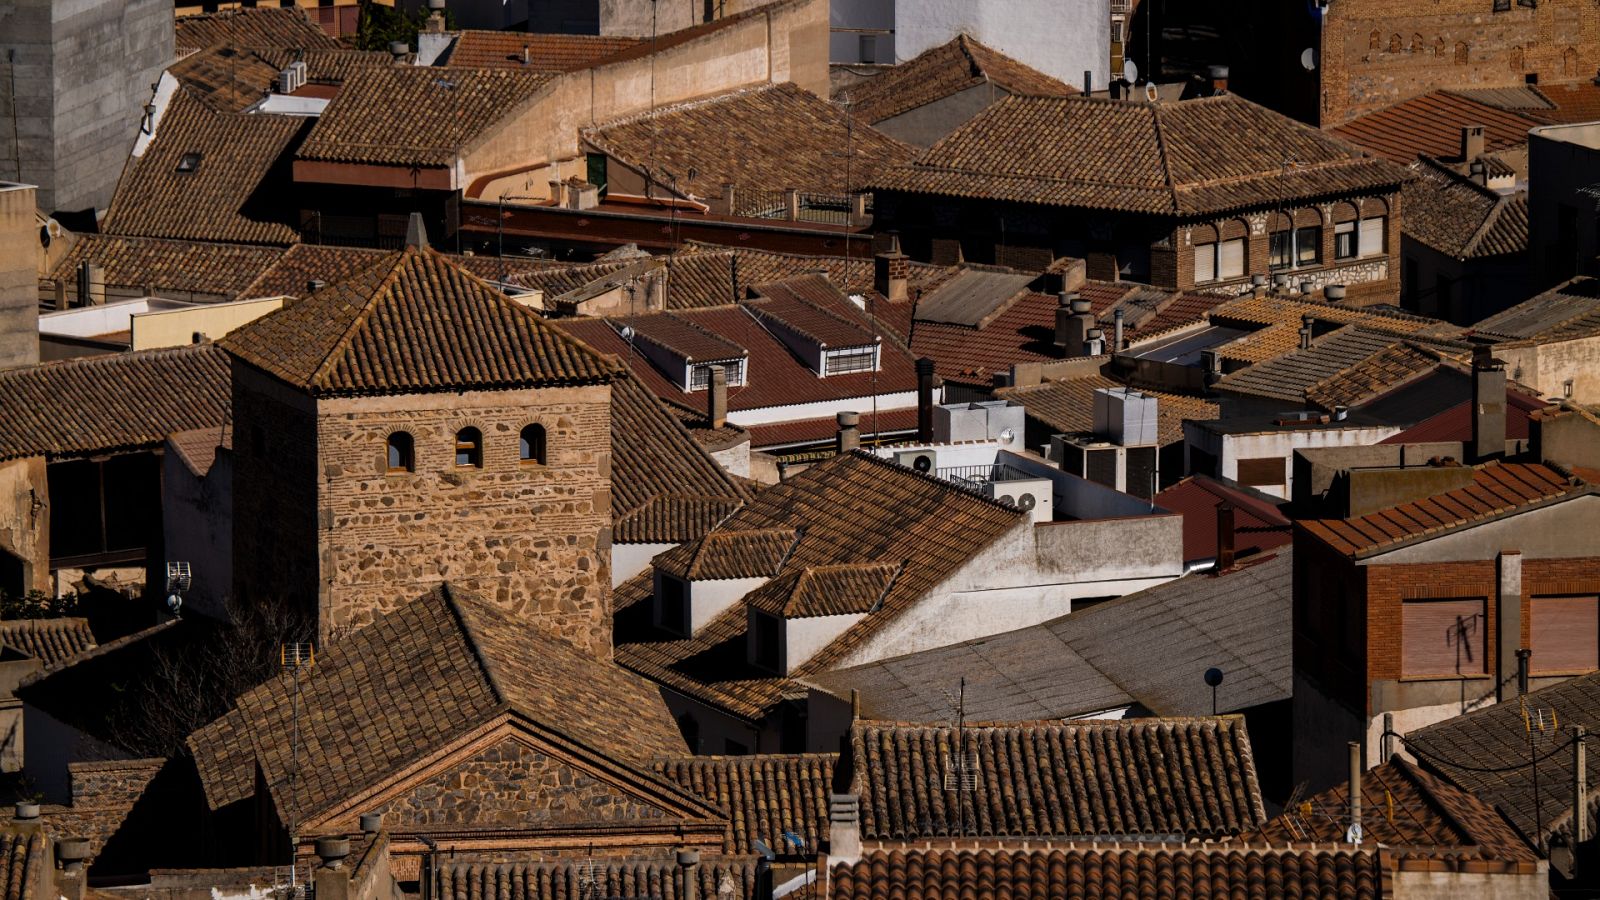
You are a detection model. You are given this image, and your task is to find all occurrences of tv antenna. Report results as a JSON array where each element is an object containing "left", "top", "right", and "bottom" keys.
[
  {"left": 279, "top": 640, "right": 315, "bottom": 891},
  {"left": 164, "top": 561, "right": 192, "bottom": 616}
]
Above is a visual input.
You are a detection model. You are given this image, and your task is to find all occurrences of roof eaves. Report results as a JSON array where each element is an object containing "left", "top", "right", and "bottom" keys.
[{"left": 1352, "top": 483, "right": 1593, "bottom": 560}]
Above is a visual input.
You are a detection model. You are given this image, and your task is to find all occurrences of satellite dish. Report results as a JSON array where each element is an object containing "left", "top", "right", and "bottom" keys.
[
  {"left": 1204, "top": 667, "right": 1224, "bottom": 687},
  {"left": 619, "top": 325, "right": 636, "bottom": 341},
  {"left": 1123, "top": 60, "right": 1139, "bottom": 83},
  {"left": 166, "top": 594, "right": 183, "bottom": 615},
  {"left": 1300, "top": 47, "right": 1318, "bottom": 72},
  {"left": 1015, "top": 493, "right": 1037, "bottom": 512}
]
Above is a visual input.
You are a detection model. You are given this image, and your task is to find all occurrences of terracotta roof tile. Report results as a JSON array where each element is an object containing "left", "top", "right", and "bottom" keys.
[
  {"left": 299, "top": 67, "right": 551, "bottom": 167},
  {"left": 222, "top": 247, "right": 620, "bottom": 397},
  {"left": 436, "top": 857, "right": 758, "bottom": 900},
  {"left": 654, "top": 754, "right": 837, "bottom": 855},
  {"left": 0, "top": 345, "right": 231, "bottom": 463},
  {"left": 614, "top": 494, "right": 745, "bottom": 545},
  {"left": 1380, "top": 390, "right": 1547, "bottom": 444},
  {"left": 873, "top": 94, "right": 1406, "bottom": 217},
  {"left": 744, "top": 407, "right": 920, "bottom": 450},
  {"left": 584, "top": 83, "right": 913, "bottom": 202},
  {"left": 653, "top": 528, "right": 801, "bottom": 580},
  {"left": 1473, "top": 276, "right": 1600, "bottom": 343},
  {"left": 46, "top": 235, "right": 287, "bottom": 302},
  {"left": 1402, "top": 158, "right": 1528, "bottom": 260},
  {"left": 1152, "top": 476, "right": 1291, "bottom": 564},
  {"left": 104, "top": 90, "right": 305, "bottom": 245},
  {"left": 745, "top": 276, "right": 880, "bottom": 347},
  {"left": 610, "top": 374, "right": 749, "bottom": 531},
  {"left": 1300, "top": 461, "right": 1583, "bottom": 558},
  {"left": 618, "top": 313, "right": 749, "bottom": 363},
  {"left": 828, "top": 847, "right": 1382, "bottom": 900},
  {"left": 744, "top": 563, "right": 901, "bottom": 618},
  {"left": 848, "top": 718, "right": 1266, "bottom": 840},
  {"left": 174, "top": 8, "right": 340, "bottom": 52},
  {"left": 0, "top": 619, "right": 96, "bottom": 666},
  {"left": 1301, "top": 341, "right": 1449, "bottom": 411},
  {"left": 444, "top": 31, "right": 640, "bottom": 70},
  {"left": 1332, "top": 90, "right": 1546, "bottom": 163},
  {"left": 842, "top": 34, "right": 1075, "bottom": 125}
]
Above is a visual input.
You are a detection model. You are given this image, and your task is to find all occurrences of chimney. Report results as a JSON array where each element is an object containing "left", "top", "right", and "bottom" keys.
[
  {"left": 1, "top": 182, "right": 41, "bottom": 367},
  {"left": 836, "top": 411, "right": 861, "bottom": 455},
  {"left": 1208, "top": 64, "right": 1229, "bottom": 95},
  {"left": 1272, "top": 273, "right": 1289, "bottom": 291},
  {"left": 1470, "top": 344, "right": 1506, "bottom": 462},
  {"left": 404, "top": 212, "right": 429, "bottom": 250},
  {"left": 1054, "top": 293, "right": 1093, "bottom": 355},
  {"left": 1348, "top": 742, "right": 1362, "bottom": 843},
  {"left": 360, "top": 813, "right": 382, "bottom": 834},
  {"left": 721, "top": 182, "right": 736, "bottom": 215},
  {"left": 549, "top": 180, "right": 566, "bottom": 206},
  {"left": 677, "top": 849, "right": 700, "bottom": 900},
  {"left": 1298, "top": 279, "right": 1314, "bottom": 296},
  {"left": 1324, "top": 284, "right": 1346, "bottom": 302},
  {"left": 707, "top": 365, "right": 728, "bottom": 429},
  {"left": 388, "top": 40, "right": 409, "bottom": 61},
  {"left": 1298, "top": 315, "right": 1314, "bottom": 350},
  {"left": 1083, "top": 70, "right": 1093, "bottom": 96},
  {"left": 1469, "top": 159, "right": 1487, "bottom": 186},
  {"left": 425, "top": 0, "right": 446, "bottom": 32},
  {"left": 1085, "top": 327, "right": 1105, "bottom": 356},
  {"left": 1215, "top": 502, "right": 1235, "bottom": 572},
  {"left": 873, "top": 235, "right": 908, "bottom": 302},
  {"left": 916, "top": 357, "right": 935, "bottom": 442},
  {"left": 1201, "top": 349, "right": 1223, "bottom": 388},
  {"left": 829, "top": 793, "right": 861, "bottom": 862},
  {"left": 54, "top": 838, "right": 89, "bottom": 900},
  {"left": 1250, "top": 273, "right": 1268, "bottom": 298},
  {"left": 1461, "top": 125, "right": 1486, "bottom": 163},
  {"left": 313, "top": 837, "right": 352, "bottom": 900},
  {"left": 1112, "top": 307, "right": 1125, "bottom": 351},
  {"left": 307, "top": 278, "right": 326, "bottom": 294}
]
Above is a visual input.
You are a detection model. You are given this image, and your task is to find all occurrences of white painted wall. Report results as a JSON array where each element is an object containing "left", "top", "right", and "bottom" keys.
[
  {"left": 1186, "top": 423, "right": 1402, "bottom": 500},
  {"left": 726, "top": 391, "right": 918, "bottom": 427},
  {"left": 891, "top": 0, "right": 1110, "bottom": 87},
  {"left": 786, "top": 611, "right": 867, "bottom": 668},
  {"left": 689, "top": 575, "right": 771, "bottom": 633},
  {"left": 614, "top": 542, "right": 676, "bottom": 587}
]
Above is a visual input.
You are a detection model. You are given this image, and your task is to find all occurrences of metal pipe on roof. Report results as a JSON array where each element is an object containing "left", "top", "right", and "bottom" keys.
[{"left": 1348, "top": 742, "right": 1362, "bottom": 845}]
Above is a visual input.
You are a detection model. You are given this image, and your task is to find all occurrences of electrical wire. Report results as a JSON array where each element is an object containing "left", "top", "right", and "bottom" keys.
[{"left": 1383, "top": 729, "right": 1576, "bottom": 774}]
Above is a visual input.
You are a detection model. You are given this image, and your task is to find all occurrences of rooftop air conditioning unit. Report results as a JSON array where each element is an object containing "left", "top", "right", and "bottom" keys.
[
  {"left": 894, "top": 448, "right": 937, "bottom": 475},
  {"left": 278, "top": 61, "right": 308, "bottom": 94},
  {"left": 984, "top": 478, "right": 1054, "bottom": 524}
]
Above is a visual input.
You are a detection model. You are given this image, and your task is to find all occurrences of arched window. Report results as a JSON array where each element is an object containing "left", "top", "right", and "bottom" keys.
[
  {"left": 1455, "top": 41, "right": 1469, "bottom": 65},
  {"left": 386, "top": 431, "right": 414, "bottom": 473},
  {"left": 1369, "top": 30, "right": 1381, "bottom": 51},
  {"left": 520, "top": 424, "right": 546, "bottom": 464},
  {"left": 454, "top": 427, "right": 482, "bottom": 468}
]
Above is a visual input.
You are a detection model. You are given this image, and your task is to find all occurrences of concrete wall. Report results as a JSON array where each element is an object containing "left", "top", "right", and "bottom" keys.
[
  {"left": 866, "top": 83, "right": 1005, "bottom": 148},
  {"left": 0, "top": 0, "right": 174, "bottom": 214},
  {"left": 1188, "top": 424, "right": 1402, "bottom": 501},
  {"left": 1367, "top": 494, "right": 1600, "bottom": 564},
  {"left": 161, "top": 440, "right": 232, "bottom": 622},
  {"left": 1528, "top": 123, "right": 1600, "bottom": 290},
  {"left": 1496, "top": 333, "right": 1600, "bottom": 406},
  {"left": 828, "top": 0, "right": 893, "bottom": 64},
  {"left": 0, "top": 183, "right": 40, "bottom": 369},
  {"left": 892, "top": 0, "right": 1110, "bottom": 87},
  {"left": 131, "top": 298, "right": 284, "bottom": 351},
  {"left": 599, "top": 0, "right": 764, "bottom": 38}
]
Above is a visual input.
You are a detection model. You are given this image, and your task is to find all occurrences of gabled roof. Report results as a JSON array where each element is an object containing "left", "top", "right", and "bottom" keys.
[
  {"left": 654, "top": 754, "right": 837, "bottom": 855},
  {"left": 1473, "top": 276, "right": 1600, "bottom": 343},
  {"left": 443, "top": 31, "right": 640, "bottom": 70},
  {"left": 298, "top": 67, "right": 551, "bottom": 167},
  {"left": 613, "top": 452, "right": 1025, "bottom": 719},
  {"left": 1300, "top": 462, "right": 1586, "bottom": 559},
  {"left": 104, "top": 90, "right": 306, "bottom": 246},
  {"left": 1215, "top": 327, "right": 1442, "bottom": 407},
  {"left": 45, "top": 234, "right": 288, "bottom": 302},
  {"left": 1379, "top": 390, "right": 1547, "bottom": 445},
  {"left": 0, "top": 345, "right": 231, "bottom": 463},
  {"left": 617, "top": 313, "right": 749, "bottom": 363},
  {"left": 610, "top": 375, "right": 749, "bottom": 535},
  {"left": 1153, "top": 476, "right": 1291, "bottom": 564},
  {"left": 847, "top": 718, "right": 1266, "bottom": 840},
  {"left": 871, "top": 94, "right": 1407, "bottom": 217},
  {"left": 583, "top": 83, "right": 914, "bottom": 203},
  {"left": 653, "top": 528, "right": 801, "bottom": 580},
  {"left": 1403, "top": 157, "right": 1528, "bottom": 260},
  {"left": 0, "top": 619, "right": 96, "bottom": 667},
  {"left": 744, "top": 276, "right": 880, "bottom": 347},
  {"left": 1331, "top": 90, "right": 1544, "bottom": 163},
  {"left": 743, "top": 562, "right": 901, "bottom": 618},
  {"left": 188, "top": 584, "right": 690, "bottom": 822},
  {"left": 171, "top": 46, "right": 402, "bottom": 113},
  {"left": 842, "top": 34, "right": 1075, "bottom": 125},
  {"left": 221, "top": 246, "right": 620, "bottom": 397},
  {"left": 828, "top": 847, "right": 1382, "bottom": 900},
  {"left": 174, "top": 7, "right": 340, "bottom": 52}
]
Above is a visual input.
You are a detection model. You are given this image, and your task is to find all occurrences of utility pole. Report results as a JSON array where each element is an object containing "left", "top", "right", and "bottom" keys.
[{"left": 1576, "top": 725, "right": 1588, "bottom": 853}]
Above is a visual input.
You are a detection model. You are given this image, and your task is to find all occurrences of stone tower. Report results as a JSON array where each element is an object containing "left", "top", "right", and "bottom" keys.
[{"left": 220, "top": 246, "right": 621, "bottom": 653}]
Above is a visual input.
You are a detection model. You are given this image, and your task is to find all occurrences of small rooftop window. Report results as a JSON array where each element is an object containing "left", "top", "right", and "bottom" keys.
[{"left": 176, "top": 152, "right": 203, "bottom": 174}]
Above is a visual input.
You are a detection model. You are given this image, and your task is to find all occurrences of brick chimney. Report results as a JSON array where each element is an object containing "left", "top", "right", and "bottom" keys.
[
  {"left": 1470, "top": 344, "right": 1506, "bottom": 463},
  {"left": 706, "top": 365, "right": 728, "bottom": 429},
  {"left": 916, "top": 357, "right": 935, "bottom": 442},
  {"left": 1208, "top": 64, "right": 1229, "bottom": 95},
  {"left": 1461, "top": 125, "right": 1486, "bottom": 163},
  {"left": 836, "top": 411, "right": 861, "bottom": 455},
  {"left": 874, "top": 235, "right": 908, "bottom": 303}
]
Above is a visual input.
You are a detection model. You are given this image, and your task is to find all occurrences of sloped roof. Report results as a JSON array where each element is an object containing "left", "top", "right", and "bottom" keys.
[
  {"left": 0, "top": 619, "right": 96, "bottom": 666},
  {"left": 743, "top": 563, "right": 901, "bottom": 618},
  {"left": 1214, "top": 327, "right": 1416, "bottom": 405},
  {"left": 872, "top": 94, "right": 1406, "bottom": 217},
  {"left": 1380, "top": 390, "right": 1547, "bottom": 444},
  {"left": 1403, "top": 157, "right": 1528, "bottom": 260},
  {"left": 1331, "top": 90, "right": 1544, "bottom": 163},
  {"left": 444, "top": 31, "right": 640, "bottom": 70},
  {"left": 654, "top": 754, "right": 837, "bottom": 855},
  {"left": 829, "top": 847, "right": 1382, "bottom": 900},
  {"left": 45, "top": 234, "right": 288, "bottom": 301},
  {"left": 610, "top": 375, "right": 748, "bottom": 534},
  {"left": 104, "top": 90, "right": 306, "bottom": 246},
  {"left": 613, "top": 452, "right": 1024, "bottom": 720},
  {"left": 1301, "top": 341, "right": 1452, "bottom": 411},
  {"left": 810, "top": 551, "right": 1293, "bottom": 723},
  {"left": 1300, "top": 462, "right": 1585, "bottom": 559},
  {"left": 436, "top": 857, "right": 759, "bottom": 900},
  {"left": 848, "top": 718, "right": 1265, "bottom": 840},
  {"left": 744, "top": 276, "right": 880, "bottom": 347},
  {"left": 221, "top": 246, "right": 620, "bottom": 397},
  {"left": 653, "top": 528, "right": 800, "bottom": 580},
  {"left": 299, "top": 67, "right": 551, "bottom": 167},
  {"left": 1473, "top": 276, "right": 1600, "bottom": 343},
  {"left": 843, "top": 34, "right": 1075, "bottom": 125},
  {"left": 0, "top": 345, "right": 231, "bottom": 463},
  {"left": 584, "top": 83, "right": 914, "bottom": 203},
  {"left": 997, "top": 374, "right": 1218, "bottom": 446},
  {"left": 174, "top": 7, "right": 339, "bottom": 52},
  {"left": 1153, "top": 476, "right": 1292, "bottom": 564},
  {"left": 188, "top": 584, "right": 690, "bottom": 821}
]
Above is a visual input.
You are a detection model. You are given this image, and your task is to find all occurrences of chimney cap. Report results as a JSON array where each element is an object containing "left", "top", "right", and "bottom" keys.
[
  {"left": 54, "top": 838, "right": 90, "bottom": 864},
  {"left": 359, "top": 813, "right": 382, "bottom": 834},
  {"left": 315, "top": 837, "right": 351, "bottom": 867},
  {"left": 13, "top": 802, "right": 38, "bottom": 821},
  {"left": 837, "top": 411, "right": 860, "bottom": 427},
  {"left": 1208, "top": 64, "right": 1230, "bottom": 79},
  {"left": 677, "top": 849, "right": 701, "bottom": 868},
  {"left": 1070, "top": 298, "right": 1092, "bottom": 314},
  {"left": 1324, "top": 284, "right": 1346, "bottom": 301}
]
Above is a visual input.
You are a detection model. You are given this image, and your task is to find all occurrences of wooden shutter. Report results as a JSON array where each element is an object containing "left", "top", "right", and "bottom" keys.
[
  {"left": 1402, "top": 598, "right": 1486, "bottom": 676},
  {"left": 1359, "top": 217, "right": 1385, "bottom": 258},
  {"left": 1236, "top": 457, "right": 1285, "bottom": 487},
  {"left": 1532, "top": 596, "right": 1599, "bottom": 674},
  {"left": 1219, "top": 239, "right": 1245, "bottom": 279},
  {"left": 1194, "top": 245, "right": 1215, "bottom": 283}
]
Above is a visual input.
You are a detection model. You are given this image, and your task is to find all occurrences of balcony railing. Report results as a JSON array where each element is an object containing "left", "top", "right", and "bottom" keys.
[{"left": 935, "top": 463, "right": 1036, "bottom": 489}]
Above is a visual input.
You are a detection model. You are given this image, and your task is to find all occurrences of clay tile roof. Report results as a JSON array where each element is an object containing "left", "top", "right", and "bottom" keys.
[
  {"left": 582, "top": 83, "right": 914, "bottom": 201},
  {"left": 435, "top": 857, "right": 759, "bottom": 900},
  {"left": 872, "top": 94, "right": 1406, "bottom": 217},
  {"left": 613, "top": 452, "right": 1024, "bottom": 719},
  {"left": 174, "top": 7, "right": 340, "bottom": 52},
  {"left": 0, "top": 345, "right": 231, "bottom": 463},
  {"left": 1214, "top": 327, "right": 1415, "bottom": 404},
  {"left": 1380, "top": 390, "right": 1547, "bottom": 445},
  {"left": 444, "top": 30, "right": 641, "bottom": 70},
  {"left": 610, "top": 374, "right": 749, "bottom": 535},
  {"left": 619, "top": 313, "right": 749, "bottom": 363},
  {"left": 187, "top": 584, "right": 689, "bottom": 821},
  {"left": 997, "top": 375, "right": 1218, "bottom": 446},
  {"left": 0, "top": 619, "right": 96, "bottom": 666},
  {"left": 1473, "top": 276, "right": 1600, "bottom": 343},
  {"left": 653, "top": 753, "right": 837, "bottom": 855},
  {"left": 848, "top": 718, "right": 1266, "bottom": 840},
  {"left": 298, "top": 67, "right": 552, "bottom": 167},
  {"left": 1402, "top": 158, "right": 1528, "bottom": 260},
  {"left": 1301, "top": 341, "right": 1448, "bottom": 411},
  {"left": 1153, "top": 476, "right": 1291, "bottom": 564},
  {"left": 827, "top": 847, "right": 1382, "bottom": 900},
  {"left": 45, "top": 234, "right": 288, "bottom": 302},
  {"left": 654, "top": 528, "right": 801, "bottom": 580},
  {"left": 221, "top": 247, "right": 620, "bottom": 397},
  {"left": 0, "top": 829, "right": 49, "bottom": 900},
  {"left": 103, "top": 90, "right": 305, "bottom": 246},
  {"left": 1250, "top": 757, "right": 1535, "bottom": 861},
  {"left": 1299, "top": 461, "right": 1584, "bottom": 559},
  {"left": 1332, "top": 90, "right": 1545, "bottom": 163},
  {"left": 744, "top": 562, "right": 901, "bottom": 618},
  {"left": 842, "top": 34, "right": 1075, "bottom": 125},
  {"left": 614, "top": 495, "right": 745, "bottom": 545},
  {"left": 744, "top": 276, "right": 880, "bottom": 347},
  {"left": 168, "top": 46, "right": 284, "bottom": 112}
]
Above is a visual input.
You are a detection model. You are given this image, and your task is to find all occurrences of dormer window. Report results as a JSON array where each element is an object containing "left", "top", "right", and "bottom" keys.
[
  {"left": 823, "top": 345, "right": 879, "bottom": 376},
  {"left": 750, "top": 609, "right": 784, "bottom": 674},
  {"left": 654, "top": 572, "right": 690, "bottom": 636},
  {"left": 176, "top": 152, "right": 203, "bottom": 174},
  {"left": 690, "top": 358, "right": 746, "bottom": 391}
]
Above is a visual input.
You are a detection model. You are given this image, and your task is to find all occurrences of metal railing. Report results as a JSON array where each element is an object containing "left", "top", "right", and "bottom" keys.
[
  {"left": 734, "top": 189, "right": 870, "bottom": 226},
  {"left": 935, "top": 463, "right": 1036, "bottom": 488}
]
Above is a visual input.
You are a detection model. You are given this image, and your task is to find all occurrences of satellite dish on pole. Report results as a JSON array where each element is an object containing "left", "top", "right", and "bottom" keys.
[
  {"left": 1301, "top": 47, "right": 1319, "bottom": 72},
  {"left": 1123, "top": 60, "right": 1140, "bottom": 84}
]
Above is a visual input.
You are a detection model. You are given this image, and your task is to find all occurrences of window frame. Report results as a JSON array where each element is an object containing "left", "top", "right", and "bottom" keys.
[
  {"left": 1359, "top": 216, "right": 1386, "bottom": 259},
  {"left": 824, "top": 345, "right": 879, "bottom": 376},
  {"left": 454, "top": 426, "right": 483, "bottom": 469},
  {"left": 656, "top": 573, "right": 690, "bottom": 636},
  {"left": 519, "top": 423, "right": 546, "bottom": 465},
  {"left": 386, "top": 431, "right": 415, "bottom": 474},
  {"left": 1334, "top": 221, "right": 1357, "bottom": 260},
  {"left": 752, "top": 609, "right": 784, "bottom": 674}
]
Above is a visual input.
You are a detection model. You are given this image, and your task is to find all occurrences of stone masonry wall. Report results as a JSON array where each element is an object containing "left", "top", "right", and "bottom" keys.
[
  {"left": 1321, "top": 0, "right": 1600, "bottom": 125},
  {"left": 315, "top": 385, "right": 612, "bottom": 653},
  {"left": 371, "top": 736, "right": 667, "bottom": 830}
]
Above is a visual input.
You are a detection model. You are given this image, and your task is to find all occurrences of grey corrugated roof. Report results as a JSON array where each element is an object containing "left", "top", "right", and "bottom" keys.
[
  {"left": 913, "top": 269, "right": 1036, "bottom": 327},
  {"left": 809, "top": 551, "right": 1292, "bottom": 721},
  {"left": 1473, "top": 277, "right": 1600, "bottom": 341},
  {"left": 1453, "top": 85, "right": 1556, "bottom": 111},
  {"left": 1215, "top": 327, "right": 1399, "bottom": 403}
]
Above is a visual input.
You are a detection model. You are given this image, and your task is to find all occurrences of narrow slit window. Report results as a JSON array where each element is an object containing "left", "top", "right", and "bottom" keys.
[
  {"left": 455, "top": 427, "right": 482, "bottom": 468},
  {"left": 520, "top": 424, "right": 546, "bottom": 464}
]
